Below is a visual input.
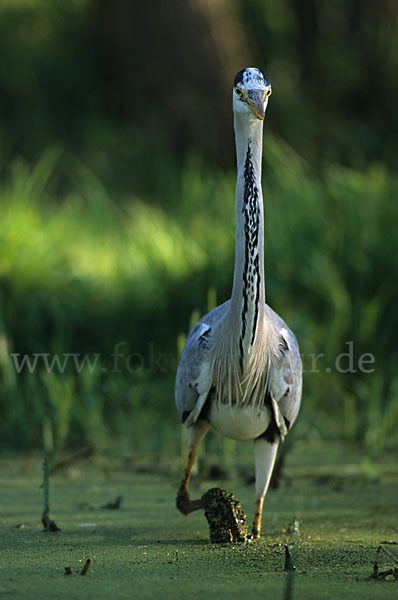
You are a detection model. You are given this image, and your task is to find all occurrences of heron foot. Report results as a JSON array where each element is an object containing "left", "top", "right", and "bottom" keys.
[
  {"left": 251, "top": 526, "right": 261, "bottom": 539},
  {"left": 176, "top": 489, "right": 203, "bottom": 515}
]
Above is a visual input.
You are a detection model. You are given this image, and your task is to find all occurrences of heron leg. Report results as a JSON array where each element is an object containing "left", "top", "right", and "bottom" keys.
[
  {"left": 176, "top": 420, "right": 210, "bottom": 515},
  {"left": 252, "top": 438, "right": 279, "bottom": 537}
]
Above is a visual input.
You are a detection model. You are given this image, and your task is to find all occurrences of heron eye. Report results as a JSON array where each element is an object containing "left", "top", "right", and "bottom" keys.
[
  {"left": 265, "top": 88, "right": 272, "bottom": 97},
  {"left": 235, "top": 87, "right": 243, "bottom": 97}
]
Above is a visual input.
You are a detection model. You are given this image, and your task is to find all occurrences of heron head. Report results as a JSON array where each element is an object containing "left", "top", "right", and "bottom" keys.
[{"left": 233, "top": 67, "right": 272, "bottom": 121}]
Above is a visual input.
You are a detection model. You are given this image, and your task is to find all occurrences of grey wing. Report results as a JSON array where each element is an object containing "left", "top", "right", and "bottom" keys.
[
  {"left": 265, "top": 305, "right": 302, "bottom": 434},
  {"left": 175, "top": 301, "right": 230, "bottom": 423}
]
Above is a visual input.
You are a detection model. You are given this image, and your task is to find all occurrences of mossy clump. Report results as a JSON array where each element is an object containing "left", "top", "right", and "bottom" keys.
[{"left": 201, "top": 488, "right": 247, "bottom": 543}]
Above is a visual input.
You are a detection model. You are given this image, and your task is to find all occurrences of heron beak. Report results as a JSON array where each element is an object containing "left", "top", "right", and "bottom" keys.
[{"left": 246, "top": 89, "right": 270, "bottom": 120}]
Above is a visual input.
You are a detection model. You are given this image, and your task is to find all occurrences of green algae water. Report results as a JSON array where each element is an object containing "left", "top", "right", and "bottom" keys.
[{"left": 0, "top": 441, "right": 397, "bottom": 599}]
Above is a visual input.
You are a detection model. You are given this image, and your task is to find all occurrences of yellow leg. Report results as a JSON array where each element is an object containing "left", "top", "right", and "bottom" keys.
[
  {"left": 176, "top": 421, "right": 210, "bottom": 515},
  {"left": 251, "top": 439, "right": 279, "bottom": 537},
  {"left": 252, "top": 495, "right": 265, "bottom": 538},
  {"left": 176, "top": 446, "right": 203, "bottom": 514}
]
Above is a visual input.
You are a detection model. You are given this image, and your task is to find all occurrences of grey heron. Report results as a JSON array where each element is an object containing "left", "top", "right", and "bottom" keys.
[{"left": 175, "top": 67, "right": 302, "bottom": 538}]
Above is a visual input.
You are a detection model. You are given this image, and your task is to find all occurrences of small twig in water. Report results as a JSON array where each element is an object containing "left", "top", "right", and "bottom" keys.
[
  {"left": 377, "top": 545, "right": 398, "bottom": 564},
  {"left": 43, "top": 455, "right": 49, "bottom": 515},
  {"left": 371, "top": 568, "right": 398, "bottom": 581},
  {"left": 101, "top": 495, "right": 122, "bottom": 510},
  {"left": 41, "top": 455, "right": 60, "bottom": 532},
  {"left": 42, "top": 514, "right": 61, "bottom": 532},
  {"left": 287, "top": 517, "right": 300, "bottom": 537},
  {"left": 369, "top": 546, "right": 398, "bottom": 580},
  {"left": 80, "top": 559, "right": 91, "bottom": 575},
  {"left": 373, "top": 561, "right": 379, "bottom": 578},
  {"left": 379, "top": 541, "right": 398, "bottom": 545},
  {"left": 175, "top": 550, "right": 179, "bottom": 562},
  {"left": 284, "top": 544, "right": 296, "bottom": 571}
]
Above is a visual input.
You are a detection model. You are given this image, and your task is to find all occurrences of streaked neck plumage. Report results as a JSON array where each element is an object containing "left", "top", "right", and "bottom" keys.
[
  {"left": 210, "top": 109, "right": 273, "bottom": 407},
  {"left": 230, "top": 111, "right": 266, "bottom": 372}
]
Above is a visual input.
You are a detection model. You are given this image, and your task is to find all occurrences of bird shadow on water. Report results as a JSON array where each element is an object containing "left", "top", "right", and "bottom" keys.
[
  {"left": 135, "top": 537, "right": 208, "bottom": 547},
  {"left": 64, "top": 524, "right": 210, "bottom": 547},
  {"left": 13, "top": 526, "right": 209, "bottom": 549}
]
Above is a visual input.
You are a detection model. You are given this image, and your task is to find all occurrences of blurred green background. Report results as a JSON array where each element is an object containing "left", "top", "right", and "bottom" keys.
[{"left": 0, "top": 0, "right": 397, "bottom": 460}]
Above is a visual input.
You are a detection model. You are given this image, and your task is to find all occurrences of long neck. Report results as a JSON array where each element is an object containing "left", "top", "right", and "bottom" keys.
[
  {"left": 210, "top": 112, "right": 273, "bottom": 405},
  {"left": 228, "top": 113, "right": 266, "bottom": 371}
]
